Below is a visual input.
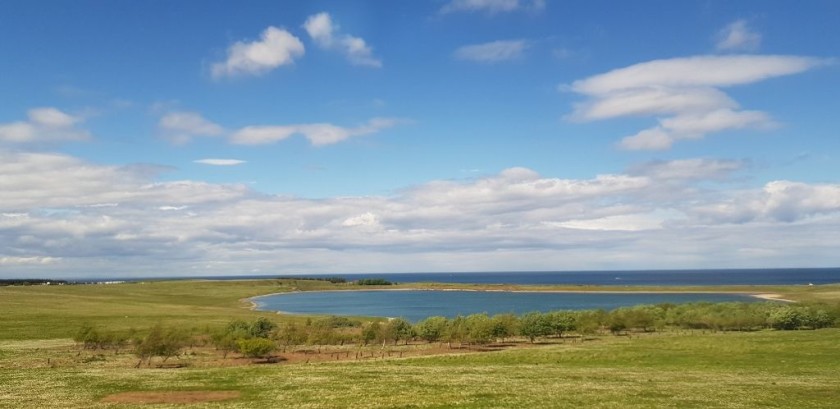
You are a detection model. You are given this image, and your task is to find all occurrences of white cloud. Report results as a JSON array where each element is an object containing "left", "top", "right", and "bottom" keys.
[
  {"left": 716, "top": 19, "right": 761, "bottom": 52},
  {"left": 303, "top": 12, "right": 334, "bottom": 46},
  {"left": 155, "top": 108, "right": 399, "bottom": 147},
  {"left": 159, "top": 112, "right": 224, "bottom": 144},
  {"left": 554, "top": 212, "right": 672, "bottom": 232},
  {"left": 454, "top": 40, "right": 528, "bottom": 63},
  {"left": 303, "top": 12, "right": 381, "bottom": 67},
  {"left": 0, "top": 256, "right": 61, "bottom": 265},
  {"left": 441, "top": 0, "right": 545, "bottom": 14},
  {"left": 193, "top": 159, "right": 246, "bottom": 166},
  {"left": 4, "top": 150, "right": 840, "bottom": 277},
  {"left": 29, "top": 107, "right": 80, "bottom": 128},
  {"left": 211, "top": 26, "right": 305, "bottom": 79},
  {"left": 231, "top": 118, "right": 401, "bottom": 146},
  {"left": 618, "top": 109, "right": 777, "bottom": 151},
  {"left": 571, "top": 56, "right": 820, "bottom": 96},
  {"left": 567, "top": 55, "right": 825, "bottom": 150},
  {"left": 690, "top": 181, "right": 840, "bottom": 224},
  {"left": 0, "top": 107, "right": 90, "bottom": 143}
]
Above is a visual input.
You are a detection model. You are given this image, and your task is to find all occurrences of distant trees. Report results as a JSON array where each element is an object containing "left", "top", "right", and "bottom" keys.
[
  {"left": 768, "top": 306, "right": 834, "bottom": 330},
  {"left": 72, "top": 300, "right": 839, "bottom": 368},
  {"left": 0, "top": 279, "right": 71, "bottom": 286},
  {"left": 356, "top": 279, "right": 394, "bottom": 286},
  {"left": 277, "top": 276, "right": 347, "bottom": 284}
]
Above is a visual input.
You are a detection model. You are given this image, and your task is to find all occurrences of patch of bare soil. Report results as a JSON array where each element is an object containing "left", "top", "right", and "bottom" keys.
[{"left": 100, "top": 391, "right": 240, "bottom": 404}]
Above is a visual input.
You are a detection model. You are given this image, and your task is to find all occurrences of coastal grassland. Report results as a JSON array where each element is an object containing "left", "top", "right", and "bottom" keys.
[
  {"left": 1, "top": 279, "right": 840, "bottom": 407},
  {"left": 1, "top": 329, "right": 838, "bottom": 408},
  {"left": 0, "top": 279, "right": 340, "bottom": 340},
  {"left": 2, "top": 279, "right": 839, "bottom": 340}
]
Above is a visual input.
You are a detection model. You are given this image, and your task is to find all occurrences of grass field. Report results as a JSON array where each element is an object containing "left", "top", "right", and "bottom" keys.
[{"left": 1, "top": 279, "right": 839, "bottom": 408}]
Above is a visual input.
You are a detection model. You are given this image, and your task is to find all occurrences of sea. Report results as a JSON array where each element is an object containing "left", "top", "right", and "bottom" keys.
[{"left": 117, "top": 267, "right": 840, "bottom": 286}]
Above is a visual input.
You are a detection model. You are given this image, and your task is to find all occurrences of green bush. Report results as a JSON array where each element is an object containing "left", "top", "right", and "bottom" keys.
[{"left": 237, "top": 337, "right": 276, "bottom": 360}]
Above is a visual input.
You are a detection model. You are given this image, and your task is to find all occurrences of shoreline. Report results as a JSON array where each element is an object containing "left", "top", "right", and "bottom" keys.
[
  {"left": 245, "top": 287, "right": 797, "bottom": 312},
  {"left": 750, "top": 293, "right": 796, "bottom": 303}
]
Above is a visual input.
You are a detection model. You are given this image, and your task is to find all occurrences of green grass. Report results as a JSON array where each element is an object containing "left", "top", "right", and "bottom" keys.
[
  {"left": 2, "top": 279, "right": 839, "bottom": 408},
  {"left": 0, "top": 279, "right": 342, "bottom": 339},
  {"left": 1, "top": 330, "right": 838, "bottom": 408}
]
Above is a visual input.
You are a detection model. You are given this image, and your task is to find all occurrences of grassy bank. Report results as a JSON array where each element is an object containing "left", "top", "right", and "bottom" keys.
[
  {"left": 2, "top": 279, "right": 839, "bottom": 340},
  {"left": 1, "top": 329, "right": 838, "bottom": 408}
]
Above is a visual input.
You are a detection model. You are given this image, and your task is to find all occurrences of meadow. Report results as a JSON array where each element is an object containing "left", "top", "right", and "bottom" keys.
[{"left": 1, "top": 279, "right": 839, "bottom": 408}]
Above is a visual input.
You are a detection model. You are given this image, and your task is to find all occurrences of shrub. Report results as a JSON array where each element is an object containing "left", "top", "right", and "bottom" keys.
[{"left": 237, "top": 337, "right": 276, "bottom": 361}]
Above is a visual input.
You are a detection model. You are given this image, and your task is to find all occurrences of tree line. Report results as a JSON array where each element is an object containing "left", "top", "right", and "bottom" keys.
[{"left": 74, "top": 301, "right": 838, "bottom": 366}]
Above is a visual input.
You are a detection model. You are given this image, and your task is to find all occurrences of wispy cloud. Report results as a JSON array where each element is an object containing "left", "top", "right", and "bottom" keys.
[
  {"left": 303, "top": 12, "right": 381, "bottom": 67},
  {"left": 454, "top": 40, "right": 528, "bottom": 63},
  {"left": 156, "top": 108, "right": 402, "bottom": 147},
  {"left": 567, "top": 55, "right": 825, "bottom": 150},
  {"left": 159, "top": 112, "right": 224, "bottom": 144},
  {"left": 716, "top": 19, "right": 761, "bottom": 52},
  {"left": 0, "top": 256, "right": 61, "bottom": 265},
  {"left": 231, "top": 118, "right": 401, "bottom": 146},
  {"left": 193, "top": 159, "right": 246, "bottom": 166},
  {"left": 0, "top": 107, "right": 90, "bottom": 143},
  {"left": 211, "top": 26, "right": 305, "bottom": 79},
  {"left": 440, "top": 0, "right": 545, "bottom": 14}
]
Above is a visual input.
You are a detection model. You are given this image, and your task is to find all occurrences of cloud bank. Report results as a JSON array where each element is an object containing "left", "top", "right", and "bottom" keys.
[{"left": 3, "top": 150, "right": 840, "bottom": 278}]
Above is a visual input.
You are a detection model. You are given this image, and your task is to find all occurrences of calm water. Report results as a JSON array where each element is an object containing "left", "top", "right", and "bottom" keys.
[
  {"left": 85, "top": 267, "right": 840, "bottom": 285},
  {"left": 286, "top": 268, "right": 840, "bottom": 286},
  {"left": 253, "top": 290, "right": 760, "bottom": 322}
]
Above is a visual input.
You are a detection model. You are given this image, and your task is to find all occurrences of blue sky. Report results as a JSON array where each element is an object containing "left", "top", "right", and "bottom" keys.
[{"left": 1, "top": 0, "right": 839, "bottom": 278}]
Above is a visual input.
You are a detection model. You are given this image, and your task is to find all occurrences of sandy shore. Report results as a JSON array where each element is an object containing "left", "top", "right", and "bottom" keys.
[{"left": 751, "top": 293, "right": 796, "bottom": 303}]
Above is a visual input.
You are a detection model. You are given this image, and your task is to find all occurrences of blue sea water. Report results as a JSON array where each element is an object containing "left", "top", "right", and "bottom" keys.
[
  {"left": 277, "top": 268, "right": 840, "bottom": 286},
  {"left": 253, "top": 290, "right": 762, "bottom": 322},
  {"left": 86, "top": 267, "right": 840, "bottom": 285}
]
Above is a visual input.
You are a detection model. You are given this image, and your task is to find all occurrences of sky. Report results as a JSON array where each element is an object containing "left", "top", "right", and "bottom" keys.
[{"left": 1, "top": 0, "right": 839, "bottom": 278}]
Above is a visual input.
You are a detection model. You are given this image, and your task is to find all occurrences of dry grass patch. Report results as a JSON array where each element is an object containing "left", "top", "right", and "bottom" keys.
[{"left": 100, "top": 390, "right": 240, "bottom": 404}]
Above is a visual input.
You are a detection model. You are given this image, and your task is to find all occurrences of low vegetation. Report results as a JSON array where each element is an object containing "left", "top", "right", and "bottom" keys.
[
  {"left": 2, "top": 279, "right": 840, "bottom": 408},
  {"left": 356, "top": 278, "right": 394, "bottom": 285},
  {"left": 58, "top": 300, "right": 840, "bottom": 370}
]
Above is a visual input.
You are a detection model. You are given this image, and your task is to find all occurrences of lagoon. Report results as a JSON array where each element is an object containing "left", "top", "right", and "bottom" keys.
[{"left": 253, "top": 290, "right": 759, "bottom": 322}]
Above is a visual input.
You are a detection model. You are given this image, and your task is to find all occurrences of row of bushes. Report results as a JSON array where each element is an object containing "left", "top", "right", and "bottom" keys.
[{"left": 75, "top": 302, "right": 839, "bottom": 366}]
